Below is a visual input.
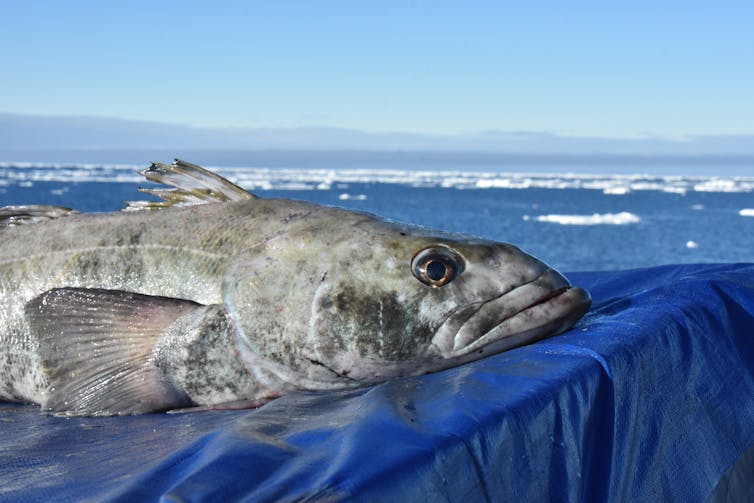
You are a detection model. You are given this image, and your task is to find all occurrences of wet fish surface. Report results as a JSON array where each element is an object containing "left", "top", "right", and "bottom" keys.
[{"left": 0, "top": 160, "right": 591, "bottom": 416}]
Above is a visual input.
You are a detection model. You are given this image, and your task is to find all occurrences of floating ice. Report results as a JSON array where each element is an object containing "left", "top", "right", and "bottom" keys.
[
  {"left": 740, "top": 209, "right": 754, "bottom": 217},
  {"left": 338, "top": 193, "right": 367, "bottom": 201},
  {"left": 686, "top": 241, "right": 699, "bottom": 249},
  {"left": 694, "top": 179, "right": 750, "bottom": 193},
  {"left": 1, "top": 162, "right": 753, "bottom": 194},
  {"left": 534, "top": 212, "right": 641, "bottom": 226},
  {"left": 662, "top": 186, "right": 688, "bottom": 195}
]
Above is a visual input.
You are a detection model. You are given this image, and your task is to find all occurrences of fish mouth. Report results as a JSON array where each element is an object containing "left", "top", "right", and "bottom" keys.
[{"left": 431, "top": 268, "right": 591, "bottom": 359}]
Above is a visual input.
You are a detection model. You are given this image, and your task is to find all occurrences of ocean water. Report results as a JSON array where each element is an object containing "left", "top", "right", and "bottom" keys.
[{"left": 1, "top": 162, "right": 753, "bottom": 271}]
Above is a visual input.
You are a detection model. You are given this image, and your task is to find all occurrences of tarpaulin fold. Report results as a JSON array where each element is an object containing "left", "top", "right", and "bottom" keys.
[{"left": 1, "top": 263, "right": 753, "bottom": 502}]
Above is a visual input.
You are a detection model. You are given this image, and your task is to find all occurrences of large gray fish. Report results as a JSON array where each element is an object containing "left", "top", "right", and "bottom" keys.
[{"left": 0, "top": 160, "right": 590, "bottom": 416}]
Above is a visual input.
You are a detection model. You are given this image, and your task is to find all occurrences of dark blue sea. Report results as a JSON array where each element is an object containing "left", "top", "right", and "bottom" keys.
[{"left": 1, "top": 161, "right": 753, "bottom": 271}]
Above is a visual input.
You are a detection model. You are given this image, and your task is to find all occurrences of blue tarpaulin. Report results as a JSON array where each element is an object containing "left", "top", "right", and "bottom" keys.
[{"left": 1, "top": 263, "right": 753, "bottom": 501}]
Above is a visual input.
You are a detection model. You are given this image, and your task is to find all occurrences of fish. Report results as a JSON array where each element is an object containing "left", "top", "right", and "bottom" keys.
[{"left": 0, "top": 160, "right": 591, "bottom": 416}]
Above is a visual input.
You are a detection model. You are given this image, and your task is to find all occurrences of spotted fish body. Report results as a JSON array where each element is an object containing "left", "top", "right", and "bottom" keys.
[{"left": 0, "top": 160, "right": 591, "bottom": 416}]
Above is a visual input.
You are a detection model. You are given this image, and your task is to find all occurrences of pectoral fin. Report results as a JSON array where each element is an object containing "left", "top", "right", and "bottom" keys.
[{"left": 24, "top": 288, "right": 203, "bottom": 416}]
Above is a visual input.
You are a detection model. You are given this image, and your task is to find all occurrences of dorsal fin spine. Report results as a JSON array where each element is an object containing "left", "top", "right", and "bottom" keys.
[
  {"left": 124, "top": 159, "right": 255, "bottom": 211},
  {"left": 0, "top": 205, "right": 79, "bottom": 227}
]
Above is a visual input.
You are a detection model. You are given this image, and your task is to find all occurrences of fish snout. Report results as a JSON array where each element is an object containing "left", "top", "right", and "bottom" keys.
[{"left": 433, "top": 268, "right": 591, "bottom": 359}]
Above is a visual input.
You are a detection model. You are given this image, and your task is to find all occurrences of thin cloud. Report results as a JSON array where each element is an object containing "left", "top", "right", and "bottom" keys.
[{"left": 1, "top": 113, "right": 753, "bottom": 156}]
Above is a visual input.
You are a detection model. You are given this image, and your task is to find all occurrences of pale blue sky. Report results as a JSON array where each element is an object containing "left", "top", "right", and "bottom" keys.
[{"left": 2, "top": 1, "right": 753, "bottom": 138}]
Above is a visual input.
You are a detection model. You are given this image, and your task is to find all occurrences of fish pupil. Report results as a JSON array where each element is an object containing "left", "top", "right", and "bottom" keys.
[{"left": 425, "top": 260, "right": 447, "bottom": 281}]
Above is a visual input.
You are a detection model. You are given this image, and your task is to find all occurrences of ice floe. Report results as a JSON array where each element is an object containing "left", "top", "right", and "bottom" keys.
[
  {"left": 0, "top": 162, "right": 753, "bottom": 194},
  {"left": 533, "top": 212, "right": 641, "bottom": 225},
  {"left": 338, "top": 193, "right": 368, "bottom": 201}
]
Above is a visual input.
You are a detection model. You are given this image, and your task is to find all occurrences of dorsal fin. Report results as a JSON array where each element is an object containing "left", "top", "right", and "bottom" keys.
[
  {"left": 0, "top": 205, "right": 79, "bottom": 227},
  {"left": 124, "top": 159, "right": 255, "bottom": 211}
]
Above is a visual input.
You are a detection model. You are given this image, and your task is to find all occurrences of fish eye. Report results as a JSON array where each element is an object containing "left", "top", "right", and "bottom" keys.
[{"left": 411, "top": 246, "right": 464, "bottom": 288}]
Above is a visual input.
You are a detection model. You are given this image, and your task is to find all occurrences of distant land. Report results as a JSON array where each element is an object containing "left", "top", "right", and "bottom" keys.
[{"left": 1, "top": 113, "right": 753, "bottom": 175}]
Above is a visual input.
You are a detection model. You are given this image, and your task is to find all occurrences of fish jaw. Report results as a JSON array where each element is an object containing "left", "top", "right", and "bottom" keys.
[{"left": 429, "top": 268, "right": 591, "bottom": 359}]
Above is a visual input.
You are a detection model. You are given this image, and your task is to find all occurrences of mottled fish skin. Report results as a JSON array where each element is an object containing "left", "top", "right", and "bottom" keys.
[{"left": 0, "top": 160, "right": 591, "bottom": 415}]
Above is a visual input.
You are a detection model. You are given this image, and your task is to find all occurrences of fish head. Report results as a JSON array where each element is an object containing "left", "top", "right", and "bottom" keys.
[{"left": 224, "top": 216, "right": 591, "bottom": 391}]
